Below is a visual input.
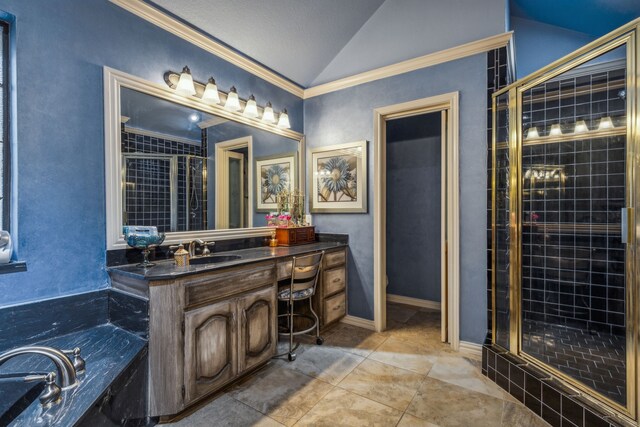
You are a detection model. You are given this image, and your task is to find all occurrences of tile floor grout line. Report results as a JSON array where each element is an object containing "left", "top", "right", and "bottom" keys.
[
  {"left": 176, "top": 303, "right": 550, "bottom": 426},
  {"left": 289, "top": 383, "right": 337, "bottom": 426}
]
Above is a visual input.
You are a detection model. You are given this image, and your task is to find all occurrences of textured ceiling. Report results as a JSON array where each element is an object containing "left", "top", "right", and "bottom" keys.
[
  {"left": 511, "top": 0, "right": 640, "bottom": 37},
  {"left": 148, "top": 0, "right": 385, "bottom": 87}
]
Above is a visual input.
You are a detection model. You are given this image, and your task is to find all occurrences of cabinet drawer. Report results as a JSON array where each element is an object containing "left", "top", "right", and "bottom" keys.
[
  {"left": 323, "top": 250, "right": 346, "bottom": 269},
  {"left": 324, "top": 292, "right": 346, "bottom": 325},
  {"left": 323, "top": 267, "right": 345, "bottom": 297},
  {"left": 185, "top": 261, "right": 275, "bottom": 308}
]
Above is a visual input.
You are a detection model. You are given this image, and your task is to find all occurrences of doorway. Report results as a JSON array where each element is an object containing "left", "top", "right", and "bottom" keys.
[
  {"left": 215, "top": 136, "right": 253, "bottom": 229},
  {"left": 385, "top": 112, "right": 446, "bottom": 340},
  {"left": 373, "top": 92, "right": 460, "bottom": 350}
]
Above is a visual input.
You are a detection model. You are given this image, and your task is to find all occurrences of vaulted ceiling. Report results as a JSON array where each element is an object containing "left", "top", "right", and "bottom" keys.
[
  {"left": 142, "top": 0, "right": 640, "bottom": 89},
  {"left": 148, "top": 0, "right": 385, "bottom": 87}
]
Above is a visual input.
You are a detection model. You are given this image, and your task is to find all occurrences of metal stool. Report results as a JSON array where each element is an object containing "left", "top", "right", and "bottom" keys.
[{"left": 276, "top": 251, "right": 325, "bottom": 361}]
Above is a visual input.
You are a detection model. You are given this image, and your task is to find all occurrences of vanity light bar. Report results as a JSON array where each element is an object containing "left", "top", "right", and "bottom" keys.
[
  {"left": 524, "top": 116, "right": 617, "bottom": 140},
  {"left": 164, "top": 67, "right": 291, "bottom": 129}
]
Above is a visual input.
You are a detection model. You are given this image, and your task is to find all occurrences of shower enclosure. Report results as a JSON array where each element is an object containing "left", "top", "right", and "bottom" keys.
[
  {"left": 492, "top": 20, "right": 639, "bottom": 419},
  {"left": 122, "top": 154, "right": 207, "bottom": 233}
]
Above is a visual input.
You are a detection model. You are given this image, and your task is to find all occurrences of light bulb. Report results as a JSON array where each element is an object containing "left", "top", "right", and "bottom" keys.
[
  {"left": 202, "top": 77, "right": 220, "bottom": 104},
  {"left": 243, "top": 94, "right": 259, "bottom": 118},
  {"left": 549, "top": 124, "right": 562, "bottom": 136},
  {"left": 262, "top": 102, "right": 276, "bottom": 123},
  {"left": 277, "top": 109, "right": 290, "bottom": 129},
  {"left": 573, "top": 120, "right": 588, "bottom": 133},
  {"left": 189, "top": 112, "right": 200, "bottom": 122},
  {"left": 598, "top": 116, "right": 614, "bottom": 130},
  {"left": 175, "top": 66, "right": 196, "bottom": 96},
  {"left": 224, "top": 86, "right": 241, "bottom": 111},
  {"left": 525, "top": 126, "right": 539, "bottom": 139}
]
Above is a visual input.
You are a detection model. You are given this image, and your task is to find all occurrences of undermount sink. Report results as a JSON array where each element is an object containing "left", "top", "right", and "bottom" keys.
[{"left": 190, "top": 254, "right": 242, "bottom": 265}]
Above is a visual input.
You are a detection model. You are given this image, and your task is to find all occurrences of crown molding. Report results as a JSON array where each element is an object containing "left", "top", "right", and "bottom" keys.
[
  {"left": 109, "top": 0, "right": 305, "bottom": 98},
  {"left": 304, "top": 32, "right": 513, "bottom": 99},
  {"left": 197, "top": 116, "right": 228, "bottom": 129},
  {"left": 123, "top": 125, "right": 201, "bottom": 146}
]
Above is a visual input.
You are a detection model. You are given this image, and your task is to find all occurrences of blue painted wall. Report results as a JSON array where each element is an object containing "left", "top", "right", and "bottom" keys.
[
  {"left": 386, "top": 113, "right": 441, "bottom": 302},
  {"left": 511, "top": 17, "right": 596, "bottom": 79},
  {"left": 0, "top": 0, "right": 302, "bottom": 307},
  {"left": 304, "top": 54, "right": 489, "bottom": 344}
]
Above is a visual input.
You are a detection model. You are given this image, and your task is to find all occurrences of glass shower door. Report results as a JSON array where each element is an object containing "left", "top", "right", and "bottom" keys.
[{"left": 518, "top": 42, "right": 631, "bottom": 408}]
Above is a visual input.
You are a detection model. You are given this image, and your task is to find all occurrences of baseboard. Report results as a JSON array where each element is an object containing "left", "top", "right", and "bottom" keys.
[
  {"left": 458, "top": 341, "right": 483, "bottom": 359},
  {"left": 340, "top": 315, "right": 376, "bottom": 331},
  {"left": 387, "top": 294, "right": 441, "bottom": 310}
]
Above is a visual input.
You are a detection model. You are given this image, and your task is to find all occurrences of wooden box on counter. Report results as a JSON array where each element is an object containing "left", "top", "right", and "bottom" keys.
[{"left": 275, "top": 225, "right": 315, "bottom": 246}]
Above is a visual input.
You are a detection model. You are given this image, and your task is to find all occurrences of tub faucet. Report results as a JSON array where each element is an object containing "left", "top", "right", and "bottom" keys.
[{"left": 0, "top": 346, "right": 78, "bottom": 389}]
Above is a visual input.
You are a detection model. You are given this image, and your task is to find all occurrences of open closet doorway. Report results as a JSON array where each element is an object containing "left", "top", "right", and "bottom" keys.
[
  {"left": 385, "top": 112, "right": 446, "bottom": 340},
  {"left": 374, "top": 92, "right": 460, "bottom": 350},
  {"left": 215, "top": 136, "right": 253, "bottom": 229}
]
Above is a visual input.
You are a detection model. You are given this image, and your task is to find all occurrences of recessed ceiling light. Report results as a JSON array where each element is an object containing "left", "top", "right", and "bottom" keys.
[{"left": 189, "top": 112, "right": 200, "bottom": 122}]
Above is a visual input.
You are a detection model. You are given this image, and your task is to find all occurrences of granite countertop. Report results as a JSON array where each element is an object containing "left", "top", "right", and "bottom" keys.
[
  {"left": 3, "top": 324, "right": 146, "bottom": 426},
  {"left": 108, "top": 241, "right": 347, "bottom": 281}
]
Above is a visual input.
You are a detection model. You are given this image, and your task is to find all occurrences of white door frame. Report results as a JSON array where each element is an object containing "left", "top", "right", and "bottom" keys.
[
  {"left": 373, "top": 92, "right": 460, "bottom": 350},
  {"left": 215, "top": 136, "right": 253, "bottom": 229}
]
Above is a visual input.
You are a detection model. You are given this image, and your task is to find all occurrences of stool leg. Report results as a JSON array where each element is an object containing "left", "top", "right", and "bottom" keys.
[
  {"left": 309, "top": 298, "right": 323, "bottom": 345},
  {"left": 288, "top": 300, "right": 296, "bottom": 360}
]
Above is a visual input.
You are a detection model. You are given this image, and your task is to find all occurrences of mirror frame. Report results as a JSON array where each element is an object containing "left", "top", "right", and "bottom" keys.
[{"left": 104, "top": 67, "right": 305, "bottom": 250}]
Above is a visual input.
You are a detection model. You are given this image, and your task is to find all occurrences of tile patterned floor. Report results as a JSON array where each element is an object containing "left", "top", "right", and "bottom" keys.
[
  {"left": 522, "top": 319, "right": 626, "bottom": 405},
  {"left": 168, "top": 303, "right": 550, "bottom": 427}
]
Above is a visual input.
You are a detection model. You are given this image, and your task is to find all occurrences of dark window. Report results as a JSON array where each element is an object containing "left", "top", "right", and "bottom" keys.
[{"left": 0, "top": 21, "right": 8, "bottom": 231}]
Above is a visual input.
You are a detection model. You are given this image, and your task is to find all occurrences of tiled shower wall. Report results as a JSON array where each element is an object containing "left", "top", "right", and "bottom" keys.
[
  {"left": 486, "top": 46, "right": 511, "bottom": 338},
  {"left": 520, "top": 65, "right": 627, "bottom": 334},
  {"left": 121, "top": 127, "right": 206, "bottom": 233}
]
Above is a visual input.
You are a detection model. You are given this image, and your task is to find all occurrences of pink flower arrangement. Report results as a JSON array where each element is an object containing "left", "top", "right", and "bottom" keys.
[
  {"left": 265, "top": 213, "right": 277, "bottom": 227},
  {"left": 278, "top": 213, "right": 292, "bottom": 227}
]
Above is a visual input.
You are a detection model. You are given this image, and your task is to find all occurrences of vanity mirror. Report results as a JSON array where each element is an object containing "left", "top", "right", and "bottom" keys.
[{"left": 104, "top": 67, "right": 305, "bottom": 249}]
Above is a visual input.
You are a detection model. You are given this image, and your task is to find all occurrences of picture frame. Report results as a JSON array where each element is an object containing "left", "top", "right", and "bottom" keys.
[
  {"left": 309, "top": 140, "right": 368, "bottom": 213},
  {"left": 255, "top": 152, "right": 297, "bottom": 212}
]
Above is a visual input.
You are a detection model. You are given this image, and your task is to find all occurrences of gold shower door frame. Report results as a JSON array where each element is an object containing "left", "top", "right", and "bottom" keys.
[{"left": 492, "top": 19, "right": 640, "bottom": 421}]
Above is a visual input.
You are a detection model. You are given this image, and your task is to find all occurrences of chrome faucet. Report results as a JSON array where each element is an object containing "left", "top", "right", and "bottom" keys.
[
  {"left": 188, "top": 239, "right": 204, "bottom": 258},
  {"left": 188, "top": 239, "right": 215, "bottom": 258},
  {"left": 24, "top": 372, "right": 62, "bottom": 407},
  {"left": 0, "top": 346, "right": 78, "bottom": 389}
]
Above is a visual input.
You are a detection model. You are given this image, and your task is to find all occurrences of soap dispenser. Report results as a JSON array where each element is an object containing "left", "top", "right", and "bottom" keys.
[{"left": 174, "top": 244, "right": 189, "bottom": 267}]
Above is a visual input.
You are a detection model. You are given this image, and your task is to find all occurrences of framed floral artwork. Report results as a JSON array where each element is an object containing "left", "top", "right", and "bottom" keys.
[
  {"left": 309, "top": 140, "right": 367, "bottom": 213},
  {"left": 255, "top": 152, "right": 296, "bottom": 212}
]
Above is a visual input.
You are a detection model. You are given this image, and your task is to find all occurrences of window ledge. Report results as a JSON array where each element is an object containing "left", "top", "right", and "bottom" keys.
[{"left": 0, "top": 261, "right": 27, "bottom": 275}]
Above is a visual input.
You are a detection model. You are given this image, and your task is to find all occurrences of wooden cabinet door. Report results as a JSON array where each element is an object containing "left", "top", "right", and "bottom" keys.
[
  {"left": 238, "top": 286, "right": 277, "bottom": 373},
  {"left": 183, "top": 299, "right": 237, "bottom": 404}
]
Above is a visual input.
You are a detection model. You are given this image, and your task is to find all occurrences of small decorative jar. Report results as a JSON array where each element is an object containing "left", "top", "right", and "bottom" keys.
[{"left": 174, "top": 244, "right": 190, "bottom": 267}]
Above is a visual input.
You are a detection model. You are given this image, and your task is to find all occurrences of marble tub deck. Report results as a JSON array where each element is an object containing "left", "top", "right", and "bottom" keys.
[
  {"left": 167, "top": 303, "right": 550, "bottom": 427},
  {"left": 3, "top": 324, "right": 146, "bottom": 426}
]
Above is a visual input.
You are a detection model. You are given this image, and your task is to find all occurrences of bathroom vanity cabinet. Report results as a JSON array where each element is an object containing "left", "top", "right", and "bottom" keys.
[{"left": 108, "top": 244, "right": 347, "bottom": 419}]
